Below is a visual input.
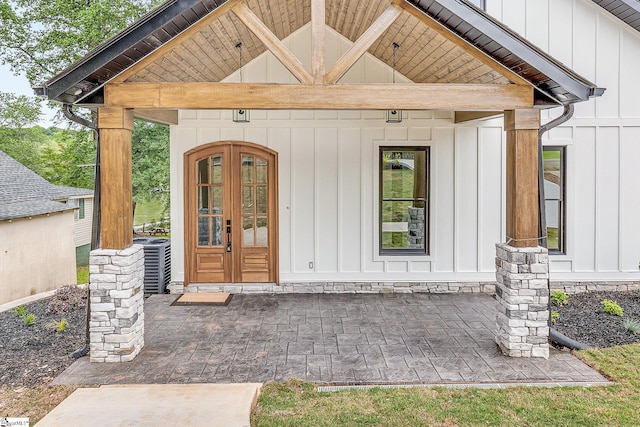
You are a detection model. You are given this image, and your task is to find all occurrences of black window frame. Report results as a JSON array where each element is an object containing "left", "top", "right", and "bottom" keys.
[
  {"left": 379, "top": 146, "right": 430, "bottom": 256},
  {"left": 543, "top": 146, "right": 566, "bottom": 255}
]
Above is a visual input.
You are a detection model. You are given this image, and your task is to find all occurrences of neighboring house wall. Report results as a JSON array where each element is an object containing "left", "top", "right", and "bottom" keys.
[
  {"left": 0, "top": 212, "right": 76, "bottom": 304},
  {"left": 73, "top": 197, "right": 93, "bottom": 248},
  {"left": 486, "top": 0, "right": 640, "bottom": 279}
]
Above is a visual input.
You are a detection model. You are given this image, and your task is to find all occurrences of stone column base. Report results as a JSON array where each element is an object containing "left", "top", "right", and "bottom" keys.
[
  {"left": 495, "top": 243, "right": 549, "bottom": 358},
  {"left": 89, "top": 245, "right": 145, "bottom": 362}
]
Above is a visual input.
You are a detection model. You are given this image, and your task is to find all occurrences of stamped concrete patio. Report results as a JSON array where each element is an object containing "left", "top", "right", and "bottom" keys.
[{"left": 53, "top": 293, "right": 608, "bottom": 386}]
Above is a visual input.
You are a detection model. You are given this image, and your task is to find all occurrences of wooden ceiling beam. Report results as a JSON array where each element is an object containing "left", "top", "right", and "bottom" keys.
[
  {"left": 454, "top": 111, "right": 502, "bottom": 123},
  {"left": 232, "top": 2, "right": 313, "bottom": 84},
  {"left": 104, "top": 82, "right": 533, "bottom": 110},
  {"left": 133, "top": 109, "right": 179, "bottom": 125},
  {"left": 324, "top": 2, "right": 403, "bottom": 84},
  {"left": 311, "top": 0, "right": 325, "bottom": 84}
]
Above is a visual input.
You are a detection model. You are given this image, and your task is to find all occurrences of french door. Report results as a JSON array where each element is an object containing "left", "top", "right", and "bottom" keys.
[{"left": 184, "top": 141, "right": 278, "bottom": 284}]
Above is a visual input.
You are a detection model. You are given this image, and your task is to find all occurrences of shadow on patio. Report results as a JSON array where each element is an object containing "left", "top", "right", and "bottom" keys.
[{"left": 53, "top": 293, "right": 608, "bottom": 386}]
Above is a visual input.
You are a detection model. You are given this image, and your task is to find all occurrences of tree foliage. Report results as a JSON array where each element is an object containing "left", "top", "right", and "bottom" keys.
[
  {"left": 132, "top": 120, "right": 170, "bottom": 212},
  {"left": 0, "top": 91, "right": 42, "bottom": 128},
  {"left": 0, "top": 91, "right": 47, "bottom": 173},
  {"left": 41, "top": 129, "right": 96, "bottom": 189},
  {"left": 0, "top": 0, "right": 170, "bottom": 216},
  {"left": 0, "top": 0, "right": 154, "bottom": 85}
]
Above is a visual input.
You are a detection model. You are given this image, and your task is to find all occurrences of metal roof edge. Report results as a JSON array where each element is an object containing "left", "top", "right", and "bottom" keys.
[
  {"left": 37, "top": 0, "right": 224, "bottom": 101},
  {"left": 412, "top": 0, "right": 604, "bottom": 103}
]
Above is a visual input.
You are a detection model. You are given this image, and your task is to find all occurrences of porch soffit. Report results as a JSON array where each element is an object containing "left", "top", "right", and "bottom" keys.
[
  {"left": 115, "top": 0, "right": 512, "bottom": 87},
  {"left": 35, "top": 0, "right": 604, "bottom": 108}
]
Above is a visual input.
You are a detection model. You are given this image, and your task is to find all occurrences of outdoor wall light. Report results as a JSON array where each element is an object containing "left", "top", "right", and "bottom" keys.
[
  {"left": 233, "top": 109, "right": 250, "bottom": 123},
  {"left": 386, "top": 109, "right": 402, "bottom": 123}
]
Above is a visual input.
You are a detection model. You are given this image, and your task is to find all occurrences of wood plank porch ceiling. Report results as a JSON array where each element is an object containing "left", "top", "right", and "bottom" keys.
[{"left": 118, "top": 0, "right": 511, "bottom": 86}]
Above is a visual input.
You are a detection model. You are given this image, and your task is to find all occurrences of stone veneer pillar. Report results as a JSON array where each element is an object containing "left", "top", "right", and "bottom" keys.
[
  {"left": 495, "top": 243, "right": 549, "bottom": 358},
  {"left": 89, "top": 244, "right": 145, "bottom": 362}
]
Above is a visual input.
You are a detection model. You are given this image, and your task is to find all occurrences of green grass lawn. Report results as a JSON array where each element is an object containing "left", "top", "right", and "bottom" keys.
[
  {"left": 76, "top": 266, "right": 89, "bottom": 285},
  {"left": 252, "top": 344, "right": 640, "bottom": 426},
  {"left": 134, "top": 199, "right": 165, "bottom": 226}
]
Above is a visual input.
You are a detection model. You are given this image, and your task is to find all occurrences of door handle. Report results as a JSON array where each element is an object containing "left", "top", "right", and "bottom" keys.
[{"left": 226, "top": 219, "right": 232, "bottom": 252}]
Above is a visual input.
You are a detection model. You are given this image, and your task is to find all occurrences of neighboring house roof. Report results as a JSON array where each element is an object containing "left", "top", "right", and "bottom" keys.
[
  {"left": 34, "top": 0, "right": 603, "bottom": 108},
  {"left": 592, "top": 0, "right": 640, "bottom": 32},
  {"left": 0, "top": 151, "right": 93, "bottom": 221}
]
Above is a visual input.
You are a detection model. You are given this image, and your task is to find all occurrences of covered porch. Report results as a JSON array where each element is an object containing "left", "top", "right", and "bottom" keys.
[
  {"left": 53, "top": 293, "right": 607, "bottom": 385},
  {"left": 36, "top": 0, "right": 604, "bottom": 364}
]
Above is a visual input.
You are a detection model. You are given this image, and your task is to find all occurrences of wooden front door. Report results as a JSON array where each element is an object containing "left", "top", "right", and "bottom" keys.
[{"left": 184, "top": 141, "right": 278, "bottom": 284}]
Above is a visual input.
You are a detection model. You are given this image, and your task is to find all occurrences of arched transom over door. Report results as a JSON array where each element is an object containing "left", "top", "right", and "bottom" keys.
[{"left": 184, "top": 141, "right": 278, "bottom": 285}]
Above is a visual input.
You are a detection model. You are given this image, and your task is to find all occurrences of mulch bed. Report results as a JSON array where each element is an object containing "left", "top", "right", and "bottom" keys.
[
  {"left": 0, "top": 287, "right": 87, "bottom": 388},
  {"left": 554, "top": 290, "right": 640, "bottom": 348},
  {"left": 0, "top": 288, "right": 638, "bottom": 388}
]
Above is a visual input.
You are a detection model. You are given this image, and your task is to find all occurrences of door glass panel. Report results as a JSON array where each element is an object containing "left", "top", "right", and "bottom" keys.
[
  {"left": 242, "top": 155, "right": 254, "bottom": 183},
  {"left": 256, "top": 217, "right": 268, "bottom": 246},
  {"left": 197, "top": 158, "right": 209, "bottom": 184},
  {"left": 242, "top": 186, "right": 254, "bottom": 214},
  {"left": 243, "top": 217, "right": 254, "bottom": 246},
  {"left": 198, "top": 217, "right": 210, "bottom": 246},
  {"left": 256, "top": 186, "right": 267, "bottom": 214},
  {"left": 198, "top": 186, "right": 209, "bottom": 214},
  {"left": 256, "top": 157, "right": 268, "bottom": 183},
  {"left": 212, "top": 217, "right": 222, "bottom": 246},
  {"left": 212, "top": 186, "right": 223, "bottom": 214},
  {"left": 211, "top": 155, "right": 223, "bottom": 184}
]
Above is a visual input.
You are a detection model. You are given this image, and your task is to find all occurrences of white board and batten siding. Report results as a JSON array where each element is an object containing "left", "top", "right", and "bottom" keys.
[
  {"left": 169, "top": 2, "right": 640, "bottom": 284},
  {"left": 486, "top": 0, "right": 640, "bottom": 279}
]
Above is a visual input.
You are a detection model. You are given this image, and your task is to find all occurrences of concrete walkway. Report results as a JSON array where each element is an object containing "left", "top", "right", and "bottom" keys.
[
  {"left": 53, "top": 293, "right": 609, "bottom": 386},
  {"left": 35, "top": 383, "right": 261, "bottom": 427}
]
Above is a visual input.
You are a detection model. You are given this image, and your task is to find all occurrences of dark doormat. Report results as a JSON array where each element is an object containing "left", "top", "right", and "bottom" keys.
[{"left": 171, "top": 292, "right": 233, "bottom": 306}]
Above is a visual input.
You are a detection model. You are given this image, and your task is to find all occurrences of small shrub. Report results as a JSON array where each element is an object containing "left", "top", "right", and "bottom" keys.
[
  {"left": 551, "top": 290, "right": 569, "bottom": 306},
  {"left": 623, "top": 318, "right": 640, "bottom": 334},
  {"left": 13, "top": 305, "right": 28, "bottom": 317},
  {"left": 23, "top": 313, "right": 35, "bottom": 326},
  {"left": 551, "top": 311, "right": 560, "bottom": 325},
  {"left": 30, "top": 287, "right": 37, "bottom": 296},
  {"left": 47, "top": 285, "right": 87, "bottom": 314},
  {"left": 602, "top": 299, "right": 624, "bottom": 317},
  {"left": 47, "top": 319, "right": 68, "bottom": 333}
]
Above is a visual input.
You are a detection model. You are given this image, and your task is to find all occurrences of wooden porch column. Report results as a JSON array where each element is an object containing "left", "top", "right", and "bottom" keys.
[
  {"left": 504, "top": 109, "right": 540, "bottom": 247},
  {"left": 98, "top": 107, "right": 134, "bottom": 249}
]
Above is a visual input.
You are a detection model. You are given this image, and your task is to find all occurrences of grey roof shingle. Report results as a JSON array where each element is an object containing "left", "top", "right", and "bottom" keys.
[
  {"left": 592, "top": 0, "right": 640, "bottom": 32},
  {"left": 0, "top": 151, "right": 93, "bottom": 220}
]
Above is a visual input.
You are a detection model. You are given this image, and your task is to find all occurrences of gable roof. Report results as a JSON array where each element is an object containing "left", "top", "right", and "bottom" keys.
[
  {"left": 592, "top": 0, "right": 640, "bottom": 32},
  {"left": 0, "top": 151, "right": 93, "bottom": 221},
  {"left": 34, "top": 0, "right": 604, "bottom": 108}
]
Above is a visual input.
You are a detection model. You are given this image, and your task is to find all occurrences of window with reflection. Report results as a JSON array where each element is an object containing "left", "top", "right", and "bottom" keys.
[
  {"left": 380, "top": 147, "right": 429, "bottom": 255},
  {"left": 543, "top": 146, "right": 565, "bottom": 254}
]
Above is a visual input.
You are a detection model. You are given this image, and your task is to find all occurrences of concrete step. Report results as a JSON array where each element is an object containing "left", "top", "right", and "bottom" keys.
[{"left": 35, "top": 383, "right": 262, "bottom": 427}]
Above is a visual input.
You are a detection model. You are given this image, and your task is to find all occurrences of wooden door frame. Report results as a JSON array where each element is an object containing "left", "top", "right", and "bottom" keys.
[{"left": 184, "top": 140, "right": 279, "bottom": 286}]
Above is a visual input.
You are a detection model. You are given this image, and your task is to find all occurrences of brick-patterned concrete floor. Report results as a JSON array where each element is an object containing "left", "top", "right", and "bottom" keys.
[{"left": 53, "top": 293, "right": 608, "bottom": 385}]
